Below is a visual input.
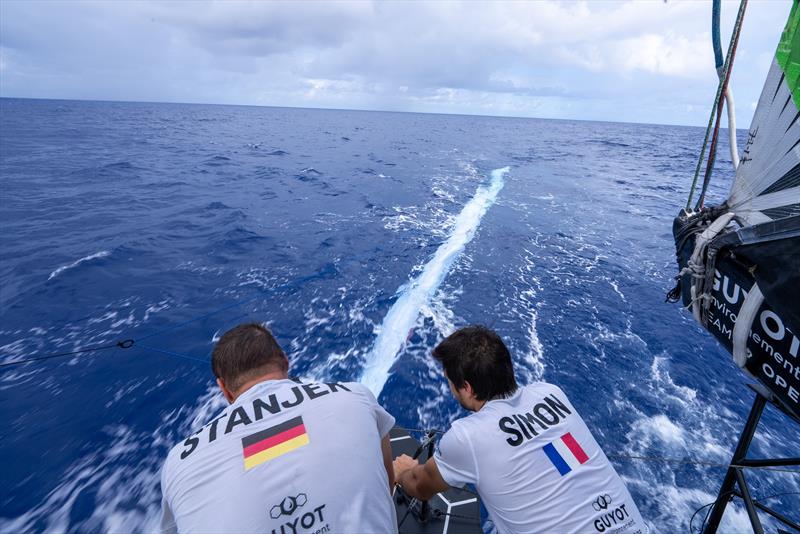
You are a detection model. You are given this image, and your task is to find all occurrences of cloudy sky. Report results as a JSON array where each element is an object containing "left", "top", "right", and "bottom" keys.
[{"left": 0, "top": 1, "right": 791, "bottom": 126}]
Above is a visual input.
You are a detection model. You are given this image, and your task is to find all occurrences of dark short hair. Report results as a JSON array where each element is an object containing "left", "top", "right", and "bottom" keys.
[
  {"left": 432, "top": 325, "right": 517, "bottom": 401},
  {"left": 211, "top": 323, "right": 288, "bottom": 392}
]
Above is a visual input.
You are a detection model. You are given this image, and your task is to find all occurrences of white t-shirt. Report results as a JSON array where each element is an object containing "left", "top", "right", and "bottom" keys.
[
  {"left": 160, "top": 379, "right": 397, "bottom": 534},
  {"left": 434, "top": 382, "right": 647, "bottom": 534}
]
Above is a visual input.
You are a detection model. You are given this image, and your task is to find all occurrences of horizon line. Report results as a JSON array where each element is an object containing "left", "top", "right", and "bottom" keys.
[{"left": 0, "top": 94, "right": 730, "bottom": 130}]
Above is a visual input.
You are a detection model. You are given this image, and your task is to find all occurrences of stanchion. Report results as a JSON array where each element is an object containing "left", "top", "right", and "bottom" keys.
[{"left": 703, "top": 383, "right": 800, "bottom": 533}]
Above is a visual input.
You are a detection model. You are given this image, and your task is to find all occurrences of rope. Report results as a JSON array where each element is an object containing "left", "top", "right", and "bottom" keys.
[
  {"left": 398, "top": 428, "right": 799, "bottom": 475},
  {"left": 0, "top": 339, "right": 135, "bottom": 368},
  {"left": 398, "top": 426, "right": 799, "bottom": 530},
  {"left": 398, "top": 427, "right": 800, "bottom": 474},
  {"left": 686, "top": 0, "right": 748, "bottom": 210},
  {"left": 695, "top": 0, "right": 748, "bottom": 210},
  {"left": 0, "top": 291, "right": 262, "bottom": 369},
  {"left": 0, "top": 268, "right": 340, "bottom": 370},
  {"left": 606, "top": 454, "right": 800, "bottom": 474},
  {"left": 396, "top": 426, "right": 445, "bottom": 435},
  {"left": 1, "top": 338, "right": 211, "bottom": 369},
  {"left": 714, "top": 0, "right": 740, "bottom": 171},
  {"left": 136, "top": 343, "right": 209, "bottom": 365},
  {"left": 712, "top": 0, "right": 724, "bottom": 71},
  {"left": 136, "top": 294, "right": 262, "bottom": 342},
  {"left": 430, "top": 508, "right": 481, "bottom": 522},
  {"left": 690, "top": 491, "right": 800, "bottom": 533},
  {"left": 397, "top": 498, "right": 417, "bottom": 528},
  {"left": 690, "top": 492, "right": 734, "bottom": 534}
]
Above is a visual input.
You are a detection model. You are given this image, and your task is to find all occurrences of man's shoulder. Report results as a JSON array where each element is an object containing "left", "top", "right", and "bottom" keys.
[
  {"left": 514, "top": 382, "right": 571, "bottom": 404},
  {"left": 163, "top": 436, "right": 190, "bottom": 475},
  {"left": 327, "top": 380, "right": 384, "bottom": 405},
  {"left": 163, "top": 405, "right": 227, "bottom": 476},
  {"left": 445, "top": 412, "right": 484, "bottom": 438},
  {"left": 522, "top": 381, "right": 566, "bottom": 395}
]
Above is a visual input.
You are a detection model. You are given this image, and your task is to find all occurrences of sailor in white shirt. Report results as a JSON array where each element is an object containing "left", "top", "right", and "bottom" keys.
[
  {"left": 160, "top": 322, "right": 398, "bottom": 534},
  {"left": 393, "top": 325, "right": 647, "bottom": 534}
]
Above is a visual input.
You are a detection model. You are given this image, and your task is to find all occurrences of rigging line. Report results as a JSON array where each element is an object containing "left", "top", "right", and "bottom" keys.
[
  {"left": 430, "top": 509, "right": 481, "bottom": 522},
  {"left": 136, "top": 343, "right": 209, "bottom": 365},
  {"left": 607, "top": 454, "right": 800, "bottom": 474},
  {"left": 0, "top": 275, "right": 314, "bottom": 368},
  {"left": 691, "top": 492, "right": 800, "bottom": 534},
  {"left": 0, "top": 295, "right": 261, "bottom": 368},
  {"left": 686, "top": 0, "right": 748, "bottom": 210},
  {"left": 712, "top": 0, "right": 724, "bottom": 71},
  {"left": 0, "top": 293, "right": 256, "bottom": 369},
  {"left": 396, "top": 426, "right": 445, "bottom": 435},
  {"left": 137, "top": 270, "right": 332, "bottom": 342},
  {"left": 0, "top": 295, "right": 258, "bottom": 367},
  {"left": 756, "top": 491, "right": 800, "bottom": 503},
  {"left": 0, "top": 339, "right": 134, "bottom": 369},
  {"left": 690, "top": 492, "right": 734, "bottom": 534},
  {"left": 397, "top": 429, "right": 799, "bottom": 473},
  {"left": 136, "top": 294, "right": 263, "bottom": 341},
  {"left": 696, "top": 0, "right": 749, "bottom": 210}
]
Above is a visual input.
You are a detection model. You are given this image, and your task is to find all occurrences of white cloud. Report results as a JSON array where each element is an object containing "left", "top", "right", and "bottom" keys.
[
  {"left": 613, "top": 33, "right": 711, "bottom": 78},
  {"left": 0, "top": 0, "right": 792, "bottom": 125}
]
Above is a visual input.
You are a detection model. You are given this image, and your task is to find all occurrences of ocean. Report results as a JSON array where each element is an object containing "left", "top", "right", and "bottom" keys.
[{"left": 1, "top": 98, "right": 797, "bottom": 532}]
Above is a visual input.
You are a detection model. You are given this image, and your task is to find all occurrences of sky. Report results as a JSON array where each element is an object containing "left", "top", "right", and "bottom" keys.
[{"left": 0, "top": 0, "right": 792, "bottom": 126}]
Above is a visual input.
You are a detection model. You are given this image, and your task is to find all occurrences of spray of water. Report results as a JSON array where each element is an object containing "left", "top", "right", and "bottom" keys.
[{"left": 360, "top": 167, "right": 509, "bottom": 395}]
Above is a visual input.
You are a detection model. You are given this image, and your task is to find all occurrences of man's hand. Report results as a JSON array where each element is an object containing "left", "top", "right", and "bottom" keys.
[
  {"left": 392, "top": 454, "right": 450, "bottom": 501},
  {"left": 393, "top": 454, "right": 417, "bottom": 482}
]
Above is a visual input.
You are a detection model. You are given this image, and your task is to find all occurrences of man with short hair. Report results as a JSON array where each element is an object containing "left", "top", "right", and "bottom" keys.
[
  {"left": 160, "top": 322, "right": 398, "bottom": 534},
  {"left": 393, "top": 325, "right": 647, "bottom": 534}
]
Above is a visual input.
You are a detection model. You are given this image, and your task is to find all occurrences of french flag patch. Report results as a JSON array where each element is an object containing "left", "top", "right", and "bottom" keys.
[{"left": 543, "top": 432, "right": 589, "bottom": 476}]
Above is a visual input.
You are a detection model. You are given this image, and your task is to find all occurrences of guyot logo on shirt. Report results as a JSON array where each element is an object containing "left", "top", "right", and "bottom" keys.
[
  {"left": 590, "top": 494, "right": 631, "bottom": 533},
  {"left": 592, "top": 494, "right": 611, "bottom": 512},
  {"left": 270, "top": 493, "right": 307, "bottom": 519},
  {"left": 269, "top": 493, "right": 329, "bottom": 534}
]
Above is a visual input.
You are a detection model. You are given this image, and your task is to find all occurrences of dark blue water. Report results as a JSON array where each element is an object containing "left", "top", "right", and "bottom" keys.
[{"left": 1, "top": 98, "right": 797, "bottom": 533}]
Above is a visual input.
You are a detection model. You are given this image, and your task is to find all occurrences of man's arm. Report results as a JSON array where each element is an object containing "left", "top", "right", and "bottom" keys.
[
  {"left": 381, "top": 434, "right": 395, "bottom": 491},
  {"left": 393, "top": 454, "right": 450, "bottom": 501},
  {"left": 159, "top": 466, "right": 178, "bottom": 534}
]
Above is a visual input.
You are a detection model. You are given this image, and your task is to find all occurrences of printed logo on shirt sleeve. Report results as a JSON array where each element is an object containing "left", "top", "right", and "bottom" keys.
[
  {"left": 242, "top": 416, "right": 309, "bottom": 470},
  {"left": 542, "top": 432, "right": 589, "bottom": 476}
]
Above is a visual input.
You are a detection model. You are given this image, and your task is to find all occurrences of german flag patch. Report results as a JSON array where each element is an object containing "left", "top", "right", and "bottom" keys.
[{"left": 241, "top": 416, "right": 309, "bottom": 470}]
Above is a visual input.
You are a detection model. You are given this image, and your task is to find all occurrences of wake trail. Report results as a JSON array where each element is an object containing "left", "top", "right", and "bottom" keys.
[
  {"left": 48, "top": 251, "right": 111, "bottom": 280},
  {"left": 360, "top": 167, "right": 509, "bottom": 395}
]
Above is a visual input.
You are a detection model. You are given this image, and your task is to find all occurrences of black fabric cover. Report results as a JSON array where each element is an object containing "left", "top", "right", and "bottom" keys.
[
  {"left": 672, "top": 211, "right": 800, "bottom": 421},
  {"left": 733, "top": 216, "right": 800, "bottom": 334}
]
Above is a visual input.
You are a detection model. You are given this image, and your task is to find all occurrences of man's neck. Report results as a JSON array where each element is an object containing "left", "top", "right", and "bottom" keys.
[{"left": 231, "top": 372, "right": 289, "bottom": 402}]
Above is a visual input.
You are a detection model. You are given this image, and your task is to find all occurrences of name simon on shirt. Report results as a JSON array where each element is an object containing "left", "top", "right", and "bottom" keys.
[
  {"left": 498, "top": 393, "right": 572, "bottom": 446},
  {"left": 179, "top": 382, "right": 352, "bottom": 460}
]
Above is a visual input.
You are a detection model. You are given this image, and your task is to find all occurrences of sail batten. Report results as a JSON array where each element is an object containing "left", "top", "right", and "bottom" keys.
[{"left": 729, "top": 52, "right": 800, "bottom": 226}]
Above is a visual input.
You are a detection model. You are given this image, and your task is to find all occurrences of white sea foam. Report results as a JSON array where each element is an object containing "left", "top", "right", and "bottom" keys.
[
  {"left": 515, "top": 250, "right": 546, "bottom": 381},
  {"left": 608, "top": 354, "right": 800, "bottom": 531},
  {"left": 0, "top": 384, "right": 227, "bottom": 534},
  {"left": 48, "top": 251, "right": 111, "bottom": 280},
  {"left": 360, "top": 167, "right": 508, "bottom": 395}
]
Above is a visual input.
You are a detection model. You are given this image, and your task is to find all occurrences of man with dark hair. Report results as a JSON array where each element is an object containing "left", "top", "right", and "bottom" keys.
[
  {"left": 393, "top": 325, "right": 647, "bottom": 534},
  {"left": 160, "top": 322, "right": 398, "bottom": 534}
]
